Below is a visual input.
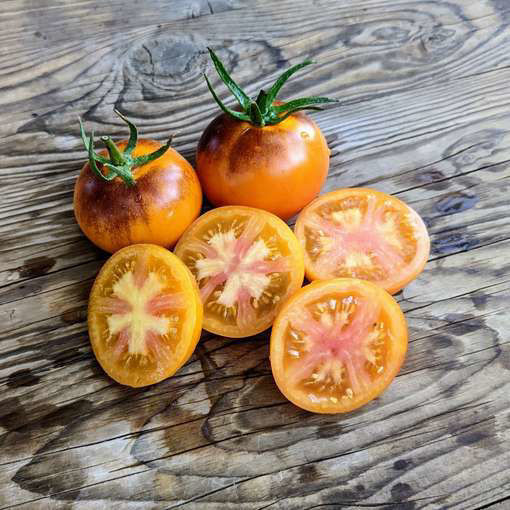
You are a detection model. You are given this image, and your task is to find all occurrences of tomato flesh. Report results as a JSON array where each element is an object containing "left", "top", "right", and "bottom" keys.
[
  {"left": 295, "top": 188, "right": 430, "bottom": 294},
  {"left": 271, "top": 279, "right": 407, "bottom": 413},
  {"left": 175, "top": 206, "right": 304, "bottom": 338},
  {"left": 88, "top": 244, "right": 202, "bottom": 387}
]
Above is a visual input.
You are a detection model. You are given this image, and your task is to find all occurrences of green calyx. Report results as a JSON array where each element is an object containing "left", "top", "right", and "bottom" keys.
[
  {"left": 79, "top": 109, "right": 173, "bottom": 186},
  {"left": 204, "top": 47, "right": 338, "bottom": 127}
]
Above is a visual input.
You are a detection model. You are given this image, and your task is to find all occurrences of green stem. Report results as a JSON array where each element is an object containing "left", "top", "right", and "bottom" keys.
[
  {"left": 79, "top": 111, "right": 173, "bottom": 187},
  {"left": 204, "top": 49, "right": 338, "bottom": 127},
  {"left": 249, "top": 101, "right": 265, "bottom": 127},
  {"left": 101, "top": 136, "right": 125, "bottom": 166},
  {"left": 114, "top": 109, "right": 138, "bottom": 155}
]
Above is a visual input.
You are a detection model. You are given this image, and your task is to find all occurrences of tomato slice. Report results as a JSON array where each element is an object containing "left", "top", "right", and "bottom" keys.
[
  {"left": 174, "top": 206, "right": 304, "bottom": 338},
  {"left": 88, "top": 244, "right": 203, "bottom": 387},
  {"left": 294, "top": 188, "right": 430, "bottom": 294},
  {"left": 270, "top": 278, "right": 407, "bottom": 413}
]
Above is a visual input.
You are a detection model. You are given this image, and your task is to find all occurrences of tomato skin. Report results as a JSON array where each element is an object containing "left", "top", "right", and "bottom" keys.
[
  {"left": 196, "top": 111, "right": 330, "bottom": 220},
  {"left": 74, "top": 140, "right": 202, "bottom": 253},
  {"left": 270, "top": 278, "right": 408, "bottom": 414}
]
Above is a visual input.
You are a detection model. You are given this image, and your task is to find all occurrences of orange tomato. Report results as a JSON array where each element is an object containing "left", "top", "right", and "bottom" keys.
[
  {"left": 196, "top": 111, "right": 330, "bottom": 220},
  {"left": 174, "top": 206, "right": 304, "bottom": 338},
  {"left": 270, "top": 278, "right": 408, "bottom": 413},
  {"left": 295, "top": 188, "right": 430, "bottom": 294},
  {"left": 88, "top": 244, "right": 203, "bottom": 387},
  {"left": 74, "top": 139, "right": 202, "bottom": 253}
]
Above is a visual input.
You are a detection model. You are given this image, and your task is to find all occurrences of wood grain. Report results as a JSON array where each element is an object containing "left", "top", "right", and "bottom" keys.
[{"left": 1, "top": 0, "right": 510, "bottom": 508}]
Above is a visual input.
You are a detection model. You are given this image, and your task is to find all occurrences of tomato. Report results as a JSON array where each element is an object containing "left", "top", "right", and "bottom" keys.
[
  {"left": 174, "top": 206, "right": 304, "bottom": 338},
  {"left": 196, "top": 47, "right": 337, "bottom": 220},
  {"left": 294, "top": 188, "right": 430, "bottom": 294},
  {"left": 270, "top": 278, "right": 407, "bottom": 414},
  {"left": 74, "top": 111, "right": 202, "bottom": 253},
  {"left": 196, "top": 112, "right": 330, "bottom": 220},
  {"left": 88, "top": 244, "right": 203, "bottom": 387}
]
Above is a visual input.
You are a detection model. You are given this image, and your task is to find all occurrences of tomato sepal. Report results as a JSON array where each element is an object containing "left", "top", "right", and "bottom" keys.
[
  {"left": 204, "top": 47, "right": 338, "bottom": 127},
  {"left": 79, "top": 110, "right": 174, "bottom": 186}
]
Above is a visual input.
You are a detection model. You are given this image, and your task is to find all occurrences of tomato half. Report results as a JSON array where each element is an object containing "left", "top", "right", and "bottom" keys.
[
  {"left": 74, "top": 139, "right": 202, "bottom": 253},
  {"left": 196, "top": 111, "right": 330, "bottom": 220},
  {"left": 294, "top": 188, "right": 430, "bottom": 294},
  {"left": 174, "top": 206, "right": 304, "bottom": 338},
  {"left": 88, "top": 244, "right": 203, "bottom": 387},
  {"left": 270, "top": 278, "right": 407, "bottom": 413}
]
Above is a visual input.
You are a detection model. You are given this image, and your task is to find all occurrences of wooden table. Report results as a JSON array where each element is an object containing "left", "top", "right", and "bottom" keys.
[{"left": 1, "top": 1, "right": 509, "bottom": 508}]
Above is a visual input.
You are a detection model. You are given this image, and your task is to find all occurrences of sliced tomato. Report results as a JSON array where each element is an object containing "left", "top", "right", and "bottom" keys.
[
  {"left": 294, "top": 188, "right": 430, "bottom": 294},
  {"left": 270, "top": 278, "right": 407, "bottom": 413},
  {"left": 174, "top": 206, "right": 304, "bottom": 338},
  {"left": 88, "top": 244, "right": 203, "bottom": 387}
]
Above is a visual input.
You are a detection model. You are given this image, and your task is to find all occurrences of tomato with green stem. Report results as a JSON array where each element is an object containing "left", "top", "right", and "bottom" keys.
[
  {"left": 74, "top": 110, "right": 202, "bottom": 253},
  {"left": 196, "top": 48, "right": 338, "bottom": 220}
]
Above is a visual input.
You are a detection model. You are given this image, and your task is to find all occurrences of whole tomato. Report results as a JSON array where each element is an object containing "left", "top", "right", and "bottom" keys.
[
  {"left": 74, "top": 110, "right": 202, "bottom": 253},
  {"left": 196, "top": 48, "right": 337, "bottom": 220}
]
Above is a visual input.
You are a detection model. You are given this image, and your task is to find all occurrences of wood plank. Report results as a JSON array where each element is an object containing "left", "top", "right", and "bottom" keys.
[
  {"left": 3, "top": 67, "right": 510, "bottom": 320},
  {"left": 1, "top": 0, "right": 510, "bottom": 508},
  {"left": 2, "top": 0, "right": 510, "bottom": 280},
  {"left": 1, "top": 245, "right": 509, "bottom": 508}
]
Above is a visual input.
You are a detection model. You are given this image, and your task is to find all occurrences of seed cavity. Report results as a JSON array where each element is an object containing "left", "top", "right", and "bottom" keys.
[
  {"left": 285, "top": 294, "right": 388, "bottom": 404},
  {"left": 303, "top": 195, "right": 419, "bottom": 280},
  {"left": 101, "top": 269, "right": 179, "bottom": 360},
  {"left": 192, "top": 217, "right": 290, "bottom": 327},
  {"left": 288, "top": 349, "right": 300, "bottom": 358}
]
